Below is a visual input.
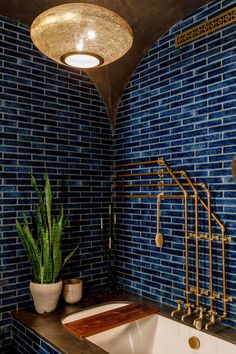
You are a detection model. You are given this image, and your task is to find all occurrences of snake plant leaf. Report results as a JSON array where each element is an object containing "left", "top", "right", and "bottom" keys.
[
  {"left": 16, "top": 218, "right": 40, "bottom": 282},
  {"left": 22, "top": 214, "right": 40, "bottom": 268},
  {"left": 31, "top": 174, "right": 42, "bottom": 197},
  {"left": 39, "top": 255, "right": 44, "bottom": 284},
  {"left": 62, "top": 244, "right": 80, "bottom": 269},
  {"left": 16, "top": 174, "right": 79, "bottom": 284},
  {"left": 53, "top": 217, "right": 63, "bottom": 244},
  {"left": 52, "top": 220, "right": 62, "bottom": 282},
  {"left": 31, "top": 175, "right": 47, "bottom": 226},
  {"left": 42, "top": 228, "right": 51, "bottom": 283},
  {"left": 45, "top": 174, "right": 52, "bottom": 246},
  {"left": 57, "top": 204, "right": 64, "bottom": 231}
]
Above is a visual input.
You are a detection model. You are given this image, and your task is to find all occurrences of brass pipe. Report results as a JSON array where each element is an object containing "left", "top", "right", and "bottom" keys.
[
  {"left": 160, "top": 160, "right": 191, "bottom": 307},
  {"left": 198, "top": 197, "right": 224, "bottom": 230},
  {"left": 160, "top": 161, "right": 186, "bottom": 195},
  {"left": 115, "top": 163, "right": 223, "bottom": 228},
  {"left": 201, "top": 184, "right": 213, "bottom": 312},
  {"left": 177, "top": 175, "right": 224, "bottom": 230},
  {"left": 114, "top": 171, "right": 183, "bottom": 179},
  {"left": 199, "top": 191, "right": 227, "bottom": 316},
  {"left": 221, "top": 226, "right": 227, "bottom": 317},
  {"left": 115, "top": 158, "right": 190, "bottom": 307},
  {"left": 114, "top": 158, "right": 229, "bottom": 325},
  {"left": 115, "top": 183, "right": 176, "bottom": 188},
  {"left": 182, "top": 172, "right": 200, "bottom": 310},
  {"left": 182, "top": 177, "right": 228, "bottom": 321},
  {"left": 113, "top": 194, "right": 194, "bottom": 199},
  {"left": 184, "top": 193, "right": 189, "bottom": 304},
  {"left": 116, "top": 159, "right": 163, "bottom": 168},
  {"left": 114, "top": 183, "right": 203, "bottom": 188}
]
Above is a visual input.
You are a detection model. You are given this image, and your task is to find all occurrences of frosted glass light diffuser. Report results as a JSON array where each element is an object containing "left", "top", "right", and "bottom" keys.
[
  {"left": 62, "top": 53, "right": 101, "bottom": 68},
  {"left": 30, "top": 3, "right": 134, "bottom": 69}
]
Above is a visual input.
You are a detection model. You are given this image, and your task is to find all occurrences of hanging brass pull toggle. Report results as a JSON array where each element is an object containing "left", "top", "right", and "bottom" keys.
[{"left": 155, "top": 193, "right": 164, "bottom": 248}]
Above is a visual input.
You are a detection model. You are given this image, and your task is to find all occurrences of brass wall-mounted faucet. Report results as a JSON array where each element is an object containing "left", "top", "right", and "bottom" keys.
[
  {"left": 205, "top": 310, "right": 219, "bottom": 330},
  {"left": 171, "top": 300, "right": 183, "bottom": 317},
  {"left": 193, "top": 307, "right": 205, "bottom": 330},
  {"left": 181, "top": 303, "right": 194, "bottom": 321}
]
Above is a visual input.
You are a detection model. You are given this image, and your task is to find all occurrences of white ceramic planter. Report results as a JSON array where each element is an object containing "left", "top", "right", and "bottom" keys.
[
  {"left": 63, "top": 278, "right": 83, "bottom": 304},
  {"left": 30, "top": 279, "right": 62, "bottom": 314}
]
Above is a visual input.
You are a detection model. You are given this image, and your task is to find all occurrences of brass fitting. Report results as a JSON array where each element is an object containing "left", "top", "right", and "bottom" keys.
[
  {"left": 205, "top": 310, "right": 218, "bottom": 330},
  {"left": 171, "top": 299, "right": 183, "bottom": 317},
  {"left": 188, "top": 336, "right": 200, "bottom": 349},
  {"left": 181, "top": 302, "right": 194, "bottom": 321},
  {"left": 193, "top": 307, "right": 205, "bottom": 330}
]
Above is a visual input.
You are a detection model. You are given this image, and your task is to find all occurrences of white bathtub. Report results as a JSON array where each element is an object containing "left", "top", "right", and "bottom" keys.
[{"left": 62, "top": 302, "right": 236, "bottom": 354}]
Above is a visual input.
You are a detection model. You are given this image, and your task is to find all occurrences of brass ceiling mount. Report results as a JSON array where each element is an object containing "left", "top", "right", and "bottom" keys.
[{"left": 0, "top": 0, "right": 213, "bottom": 132}]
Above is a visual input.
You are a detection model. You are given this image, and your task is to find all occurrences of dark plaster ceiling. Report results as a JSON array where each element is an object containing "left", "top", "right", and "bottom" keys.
[{"left": 0, "top": 0, "right": 212, "bottom": 131}]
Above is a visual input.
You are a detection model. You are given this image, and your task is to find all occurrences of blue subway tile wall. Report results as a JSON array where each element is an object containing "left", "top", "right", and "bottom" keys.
[
  {"left": 11, "top": 318, "right": 63, "bottom": 354},
  {"left": 0, "top": 16, "right": 112, "bottom": 351},
  {"left": 114, "top": 0, "right": 236, "bottom": 328}
]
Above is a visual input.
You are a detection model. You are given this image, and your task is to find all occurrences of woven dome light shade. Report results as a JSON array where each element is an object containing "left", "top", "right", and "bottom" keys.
[{"left": 30, "top": 3, "right": 134, "bottom": 69}]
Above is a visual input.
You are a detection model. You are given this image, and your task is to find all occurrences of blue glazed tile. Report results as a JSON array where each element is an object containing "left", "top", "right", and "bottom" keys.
[
  {"left": 1, "top": 14, "right": 112, "bottom": 352},
  {"left": 1, "top": 1, "right": 236, "bottom": 351},
  {"left": 114, "top": 0, "right": 236, "bottom": 330}
]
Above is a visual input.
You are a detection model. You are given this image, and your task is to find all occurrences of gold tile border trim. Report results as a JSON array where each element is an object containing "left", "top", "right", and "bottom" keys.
[{"left": 175, "top": 6, "right": 236, "bottom": 48}]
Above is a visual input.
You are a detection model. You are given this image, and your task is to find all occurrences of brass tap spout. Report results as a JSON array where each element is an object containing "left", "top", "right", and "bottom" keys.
[
  {"left": 171, "top": 300, "right": 183, "bottom": 317},
  {"left": 193, "top": 307, "right": 205, "bottom": 330},
  {"left": 205, "top": 310, "right": 219, "bottom": 330},
  {"left": 181, "top": 303, "right": 193, "bottom": 321}
]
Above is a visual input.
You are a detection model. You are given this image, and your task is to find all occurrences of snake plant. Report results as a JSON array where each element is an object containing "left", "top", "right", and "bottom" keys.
[{"left": 16, "top": 174, "right": 79, "bottom": 284}]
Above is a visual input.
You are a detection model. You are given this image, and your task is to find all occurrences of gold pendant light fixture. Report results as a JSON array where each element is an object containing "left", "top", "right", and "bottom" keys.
[{"left": 30, "top": 3, "right": 134, "bottom": 69}]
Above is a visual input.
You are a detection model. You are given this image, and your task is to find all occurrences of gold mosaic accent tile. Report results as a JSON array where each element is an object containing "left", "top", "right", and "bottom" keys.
[{"left": 175, "top": 6, "right": 236, "bottom": 47}]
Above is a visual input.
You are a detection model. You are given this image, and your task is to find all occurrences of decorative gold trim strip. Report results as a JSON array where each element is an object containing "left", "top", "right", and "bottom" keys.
[{"left": 175, "top": 6, "right": 236, "bottom": 48}]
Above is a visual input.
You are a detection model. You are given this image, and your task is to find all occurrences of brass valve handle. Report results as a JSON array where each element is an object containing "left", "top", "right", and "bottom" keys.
[
  {"left": 208, "top": 309, "right": 217, "bottom": 315},
  {"left": 184, "top": 302, "right": 194, "bottom": 309},
  {"left": 171, "top": 299, "right": 184, "bottom": 317},
  {"left": 199, "top": 307, "right": 206, "bottom": 313},
  {"left": 175, "top": 299, "right": 183, "bottom": 309},
  {"left": 176, "top": 299, "right": 183, "bottom": 304},
  {"left": 207, "top": 309, "right": 217, "bottom": 321},
  {"left": 197, "top": 307, "right": 206, "bottom": 319}
]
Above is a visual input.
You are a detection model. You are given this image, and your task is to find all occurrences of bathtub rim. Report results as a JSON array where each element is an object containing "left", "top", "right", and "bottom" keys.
[
  {"left": 11, "top": 291, "right": 236, "bottom": 354},
  {"left": 61, "top": 300, "right": 133, "bottom": 324},
  {"left": 60, "top": 299, "right": 236, "bottom": 346}
]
